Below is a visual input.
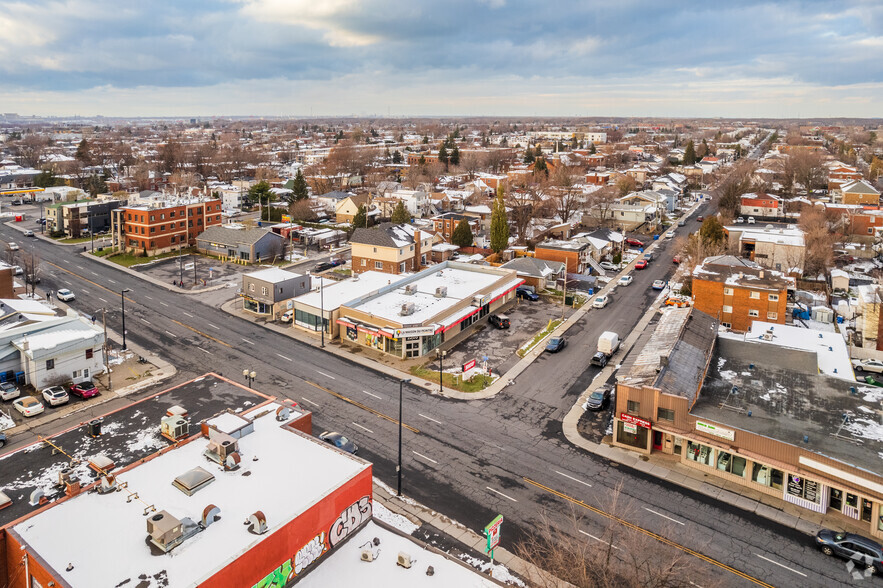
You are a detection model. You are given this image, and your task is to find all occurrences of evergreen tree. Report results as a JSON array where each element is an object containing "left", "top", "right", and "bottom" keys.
[
  {"left": 76, "top": 139, "right": 93, "bottom": 166},
  {"left": 418, "top": 155, "right": 426, "bottom": 166},
  {"left": 451, "top": 218, "right": 474, "bottom": 248},
  {"left": 588, "top": 142, "right": 596, "bottom": 154},
  {"left": 524, "top": 146, "right": 535, "bottom": 164},
  {"left": 683, "top": 141, "right": 697, "bottom": 165},
  {"left": 392, "top": 150, "right": 403, "bottom": 164},
  {"left": 699, "top": 216, "right": 725, "bottom": 248},
  {"left": 292, "top": 169, "right": 309, "bottom": 201},
  {"left": 352, "top": 204, "right": 369, "bottom": 228},
  {"left": 490, "top": 186, "right": 509, "bottom": 253},
  {"left": 391, "top": 201, "right": 410, "bottom": 224},
  {"left": 450, "top": 144, "right": 460, "bottom": 166},
  {"left": 534, "top": 157, "right": 548, "bottom": 175},
  {"left": 247, "top": 180, "right": 273, "bottom": 207},
  {"left": 438, "top": 144, "right": 449, "bottom": 167},
  {"left": 422, "top": 135, "right": 429, "bottom": 144}
]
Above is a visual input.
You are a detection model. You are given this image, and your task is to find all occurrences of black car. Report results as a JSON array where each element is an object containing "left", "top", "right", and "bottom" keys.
[
  {"left": 545, "top": 336, "right": 566, "bottom": 353},
  {"left": 590, "top": 351, "right": 608, "bottom": 368},
  {"left": 816, "top": 529, "right": 883, "bottom": 575},
  {"left": 488, "top": 314, "right": 510, "bottom": 329},
  {"left": 319, "top": 431, "right": 358, "bottom": 454},
  {"left": 517, "top": 287, "right": 539, "bottom": 301},
  {"left": 582, "top": 387, "right": 612, "bottom": 411},
  {"left": 313, "top": 261, "right": 337, "bottom": 273}
]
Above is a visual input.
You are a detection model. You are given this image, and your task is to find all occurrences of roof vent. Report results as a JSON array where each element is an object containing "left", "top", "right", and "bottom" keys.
[
  {"left": 400, "top": 302, "right": 416, "bottom": 316},
  {"left": 403, "top": 284, "right": 417, "bottom": 295},
  {"left": 435, "top": 286, "right": 447, "bottom": 298},
  {"left": 161, "top": 415, "right": 190, "bottom": 441},
  {"left": 247, "top": 511, "right": 268, "bottom": 535},
  {"left": 202, "top": 504, "right": 221, "bottom": 528},
  {"left": 173, "top": 467, "right": 216, "bottom": 496},
  {"left": 275, "top": 405, "right": 290, "bottom": 421}
]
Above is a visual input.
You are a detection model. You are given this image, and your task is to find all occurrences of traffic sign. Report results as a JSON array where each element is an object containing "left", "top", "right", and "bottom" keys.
[{"left": 485, "top": 514, "right": 503, "bottom": 552}]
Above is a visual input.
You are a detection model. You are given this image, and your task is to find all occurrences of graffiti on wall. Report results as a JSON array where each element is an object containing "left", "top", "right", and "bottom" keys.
[{"left": 329, "top": 495, "right": 372, "bottom": 548}]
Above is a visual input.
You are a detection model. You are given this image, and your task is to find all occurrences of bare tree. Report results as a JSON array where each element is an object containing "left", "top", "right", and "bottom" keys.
[
  {"left": 552, "top": 165, "right": 584, "bottom": 223},
  {"left": 585, "top": 186, "right": 619, "bottom": 229},
  {"left": 799, "top": 205, "right": 836, "bottom": 277},
  {"left": 458, "top": 151, "right": 482, "bottom": 180},
  {"left": 784, "top": 148, "right": 825, "bottom": 196},
  {"left": 13, "top": 135, "right": 49, "bottom": 168},
  {"left": 715, "top": 160, "right": 756, "bottom": 217},
  {"left": 507, "top": 181, "right": 542, "bottom": 243}
]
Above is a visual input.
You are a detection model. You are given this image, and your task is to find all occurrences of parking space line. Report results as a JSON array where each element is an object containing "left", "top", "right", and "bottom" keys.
[
  {"left": 579, "top": 530, "right": 620, "bottom": 550},
  {"left": 486, "top": 486, "right": 517, "bottom": 502},
  {"left": 418, "top": 413, "right": 442, "bottom": 425},
  {"left": 352, "top": 422, "right": 373, "bottom": 434},
  {"left": 300, "top": 396, "right": 319, "bottom": 407},
  {"left": 644, "top": 507, "right": 684, "bottom": 525},
  {"left": 362, "top": 390, "right": 381, "bottom": 400},
  {"left": 412, "top": 451, "right": 438, "bottom": 464},
  {"left": 754, "top": 554, "right": 806, "bottom": 577},
  {"left": 554, "top": 470, "right": 592, "bottom": 488}
]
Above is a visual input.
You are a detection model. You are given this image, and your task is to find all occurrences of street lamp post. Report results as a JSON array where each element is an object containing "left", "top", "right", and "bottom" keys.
[
  {"left": 319, "top": 278, "right": 325, "bottom": 348},
  {"left": 179, "top": 244, "right": 184, "bottom": 287},
  {"left": 120, "top": 288, "right": 131, "bottom": 351},
  {"left": 436, "top": 349, "right": 447, "bottom": 394},
  {"left": 397, "top": 378, "right": 411, "bottom": 496},
  {"left": 89, "top": 210, "right": 94, "bottom": 253},
  {"left": 243, "top": 369, "right": 256, "bottom": 388}
]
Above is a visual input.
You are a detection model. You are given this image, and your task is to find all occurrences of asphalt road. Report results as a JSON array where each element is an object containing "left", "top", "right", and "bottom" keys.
[{"left": 0, "top": 193, "right": 862, "bottom": 584}]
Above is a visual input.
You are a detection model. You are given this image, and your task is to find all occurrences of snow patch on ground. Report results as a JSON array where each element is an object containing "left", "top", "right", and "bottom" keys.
[
  {"left": 125, "top": 429, "right": 165, "bottom": 453},
  {"left": 719, "top": 370, "right": 737, "bottom": 381},
  {"left": 458, "top": 555, "right": 525, "bottom": 587},
  {"left": 372, "top": 501, "right": 419, "bottom": 534},
  {"left": 0, "top": 411, "right": 14, "bottom": 431},
  {"left": 845, "top": 419, "right": 883, "bottom": 443},
  {"left": 858, "top": 387, "right": 883, "bottom": 403},
  {"left": 717, "top": 357, "right": 727, "bottom": 369}
]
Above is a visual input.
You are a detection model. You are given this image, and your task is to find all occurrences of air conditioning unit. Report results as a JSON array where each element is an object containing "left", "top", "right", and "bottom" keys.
[
  {"left": 397, "top": 552, "right": 412, "bottom": 569},
  {"left": 400, "top": 302, "right": 416, "bottom": 316},
  {"left": 762, "top": 329, "right": 774, "bottom": 341},
  {"left": 434, "top": 286, "right": 447, "bottom": 298},
  {"left": 404, "top": 285, "right": 417, "bottom": 295},
  {"left": 360, "top": 549, "right": 374, "bottom": 562},
  {"left": 472, "top": 295, "right": 486, "bottom": 308}
]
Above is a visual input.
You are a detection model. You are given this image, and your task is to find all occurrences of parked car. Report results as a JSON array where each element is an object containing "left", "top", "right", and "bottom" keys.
[
  {"left": 7, "top": 242, "right": 19, "bottom": 251},
  {"left": 852, "top": 359, "right": 883, "bottom": 373},
  {"left": 56, "top": 288, "right": 75, "bottom": 302},
  {"left": 634, "top": 260, "right": 648, "bottom": 270},
  {"left": 280, "top": 310, "right": 293, "bottom": 323},
  {"left": 488, "top": 314, "right": 510, "bottom": 329},
  {"left": 545, "top": 337, "right": 567, "bottom": 353},
  {"left": 23, "top": 230, "right": 34, "bottom": 237},
  {"left": 678, "top": 218, "right": 686, "bottom": 227},
  {"left": 592, "top": 295, "right": 610, "bottom": 309},
  {"left": 618, "top": 275, "right": 633, "bottom": 286},
  {"left": 42, "top": 386, "right": 69, "bottom": 407},
  {"left": 643, "top": 252, "right": 654, "bottom": 263},
  {"left": 665, "top": 230, "right": 676, "bottom": 239},
  {"left": 747, "top": 216, "right": 756, "bottom": 224},
  {"left": 664, "top": 296, "right": 691, "bottom": 308},
  {"left": 816, "top": 529, "right": 883, "bottom": 575},
  {"left": 12, "top": 266, "right": 22, "bottom": 275},
  {"left": 652, "top": 280, "right": 666, "bottom": 290},
  {"left": 313, "top": 261, "right": 336, "bottom": 273},
  {"left": 0, "top": 432, "right": 6, "bottom": 448},
  {"left": 697, "top": 216, "right": 704, "bottom": 222},
  {"left": 582, "top": 387, "right": 612, "bottom": 411},
  {"left": 672, "top": 255, "right": 682, "bottom": 264},
  {"left": 319, "top": 431, "right": 358, "bottom": 454},
  {"left": 599, "top": 261, "right": 617, "bottom": 271},
  {"left": 13, "top": 396, "right": 44, "bottom": 417},
  {"left": 590, "top": 351, "right": 608, "bottom": 368},
  {"left": 625, "top": 238, "right": 644, "bottom": 248},
  {"left": 516, "top": 287, "right": 539, "bottom": 301},
  {"left": 0, "top": 382, "right": 20, "bottom": 401},
  {"left": 69, "top": 381, "right": 100, "bottom": 399}
]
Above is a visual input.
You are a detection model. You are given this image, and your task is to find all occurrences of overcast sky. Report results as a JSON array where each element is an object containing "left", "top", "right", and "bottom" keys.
[{"left": 1, "top": 0, "right": 882, "bottom": 118}]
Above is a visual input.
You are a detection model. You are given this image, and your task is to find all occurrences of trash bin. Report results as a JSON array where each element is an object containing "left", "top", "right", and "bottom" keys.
[{"left": 565, "top": 295, "right": 574, "bottom": 306}]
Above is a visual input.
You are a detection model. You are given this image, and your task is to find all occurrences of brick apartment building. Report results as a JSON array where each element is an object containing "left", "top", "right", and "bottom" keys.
[
  {"left": 534, "top": 239, "right": 591, "bottom": 273},
  {"left": 431, "top": 212, "right": 479, "bottom": 242},
  {"left": 692, "top": 255, "right": 793, "bottom": 332},
  {"left": 112, "top": 197, "right": 223, "bottom": 254},
  {"left": 350, "top": 223, "right": 433, "bottom": 275}
]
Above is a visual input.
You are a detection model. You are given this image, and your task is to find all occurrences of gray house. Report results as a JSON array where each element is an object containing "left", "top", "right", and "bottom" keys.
[
  {"left": 196, "top": 226, "right": 286, "bottom": 264},
  {"left": 241, "top": 268, "right": 311, "bottom": 317}
]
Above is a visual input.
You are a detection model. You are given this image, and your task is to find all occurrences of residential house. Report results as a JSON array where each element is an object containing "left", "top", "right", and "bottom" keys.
[
  {"left": 350, "top": 222, "right": 433, "bottom": 275},
  {"left": 196, "top": 226, "right": 286, "bottom": 264},
  {"left": 739, "top": 193, "right": 780, "bottom": 218},
  {"left": 534, "top": 239, "right": 591, "bottom": 274},
  {"left": 840, "top": 179, "right": 880, "bottom": 206},
  {"left": 725, "top": 225, "right": 805, "bottom": 273},
  {"left": 241, "top": 267, "right": 311, "bottom": 318},
  {"left": 692, "top": 255, "right": 793, "bottom": 332},
  {"left": 314, "top": 190, "right": 355, "bottom": 215},
  {"left": 335, "top": 193, "right": 372, "bottom": 224},
  {"left": 431, "top": 212, "right": 479, "bottom": 243},
  {"left": 499, "top": 257, "right": 565, "bottom": 290}
]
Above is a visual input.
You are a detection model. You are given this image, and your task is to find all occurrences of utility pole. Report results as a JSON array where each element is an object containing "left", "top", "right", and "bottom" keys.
[
  {"left": 103, "top": 308, "right": 112, "bottom": 392},
  {"left": 319, "top": 279, "right": 325, "bottom": 348},
  {"left": 179, "top": 244, "right": 184, "bottom": 286}
]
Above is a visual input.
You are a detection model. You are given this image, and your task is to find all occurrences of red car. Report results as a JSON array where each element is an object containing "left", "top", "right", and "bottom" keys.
[
  {"left": 697, "top": 216, "right": 704, "bottom": 222},
  {"left": 69, "top": 381, "right": 100, "bottom": 399},
  {"left": 635, "top": 259, "right": 648, "bottom": 269},
  {"left": 625, "top": 238, "right": 644, "bottom": 248},
  {"left": 673, "top": 255, "right": 682, "bottom": 264}
]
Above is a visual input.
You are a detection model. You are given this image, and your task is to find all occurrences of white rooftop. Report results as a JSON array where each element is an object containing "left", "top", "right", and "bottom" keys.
[
  {"left": 737, "top": 321, "right": 854, "bottom": 382},
  {"left": 14, "top": 403, "right": 369, "bottom": 587},
  {"left": 244, "top": 267, "right": 303, "bottom": 284},
  {"left": 296, "top": 272, "right": 396, "bottom": 311}
]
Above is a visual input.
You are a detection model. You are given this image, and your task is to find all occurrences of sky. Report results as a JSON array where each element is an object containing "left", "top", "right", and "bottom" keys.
[{"left": 1, "top": 0, "right": 882, "bottom": 118}]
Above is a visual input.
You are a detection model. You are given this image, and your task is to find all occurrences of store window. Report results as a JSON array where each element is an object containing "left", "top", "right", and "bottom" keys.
[
  {"left": 657, "top": 407, "right": 675, "bottom": 421},
  {"left": 786, "top": 473, "right": 821, "bottom": 504},
  {"left": 686, "top": 440, "right": 712, "bottom": 466},
  {"left": 862, "top": 498, "right": 873, "bottom": 523},
  {"left": 616, "top": 419, "right": 648, "bottom": 450},
  {"left": 716, "top": 451, "right": 747, "bottom": 477}
]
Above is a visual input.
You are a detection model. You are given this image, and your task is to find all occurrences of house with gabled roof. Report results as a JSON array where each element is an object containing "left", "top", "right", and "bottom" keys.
[{"left": 350, "top": 223, "right": 433, "bottom": 275}]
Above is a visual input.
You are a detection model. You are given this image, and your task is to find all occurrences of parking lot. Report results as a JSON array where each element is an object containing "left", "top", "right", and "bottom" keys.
[
  {"left": 130, "top": 253, "right": 245, "bottom": 289},
  {"left": 430, "top": 297, "right": 576, "bottom": 376}
]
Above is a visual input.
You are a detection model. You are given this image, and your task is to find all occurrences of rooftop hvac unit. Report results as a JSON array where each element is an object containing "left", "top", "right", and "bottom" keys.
[
  {"left": 360, "top": 549, "right": 375, "bottom": 562},
  {"left": 472, "top": 295, "right": 486, "bottom": 308},
  {"left": 247, "top": 510, "right": 268, "bottom": 535},
  {"left": 761, "top": 329, "right": 774, "bottom": 341},
  {"left": 400, "top": 302, "right": 416, "bottom": 316},
  {"left": 404, "top": 284, "right": 417, "bottom": 295},
  {"left": 397, "top": 552, "right": 413, "bottom": 569},
  {"left": 434, "top": 286, "right": 447, "bottom": 298}
]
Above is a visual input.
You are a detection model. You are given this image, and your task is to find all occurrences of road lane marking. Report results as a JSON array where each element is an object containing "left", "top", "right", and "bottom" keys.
[
  {"left": 412, "top": 451, "right": 438, "bottom": 464},
  {"left": 305, "top": 380, "right": 419, "bottom": 434},
  {"left": 242, "top": 338, "right": 254, "bottom": 345},
  {"left": 44, "top": 261, "right": 136, "bottom": 303},
  {"left": 199, "top": 348, "right": 212, "bottom": 355},
  {"left": 352, "top": 422, "right": 373, "bottom": 434},
  {"left": 107, "top": 278, "right": 116, "bottom": 284},
  {"left": 300, "top": 397, "right": 319, "bottom": 407},
  {"left": 644, "top": 507, "right": 684, "bottom": 525},
  {"left": 159, "top": 301, "right": 169, "bottom": 307},
  {"left": 144, "top": 295, "right": 153, "bottom": 300},
  {"left": 418, "top": 413, "right": 442, "bottom": 425},
  {"left": 276, "top": 353, "right": 292, "bottom": 361},
  {"left": 362, "top": 390, "right": 381, "bottom": 400},
  {"left": 579, "top": 530, "right": 620, "bottom": 550},
  {"left": 170, "top": 319, "right": 231, "bottom": 348},
  {"left": 80, "top": 288, "right": 89, "bottom": 294},
  {"left": 315, "top": 370, "right": 335, "bottom": 380},
  {"left": 90, "top": 272, "right": 99, "bottom": 276},
  {"left": 98, "top": 297, "right": 108, "bottom": 303},
  {"left": 164, "top": 330, "right": 177, "bottom": 338},
  {"left": 76, "top": 265, "right": 84, "bottom": 270},
  {"left": 207, "top": 323, "right": 219, "bottom": 330},
  {"left": 754, "top": 554, "right": 806, "bottom": 577},
  {"left": 140, "top": 318, "right": 151, "bottom": 325},
  {"left": 554, "top": 470, "right": 592, "bottom": 488},
  {"left": 486, "top": 486, "right": 517, "bottom": 502},
  {"left": 523, "top": 477, "right": 775, "bottom": 588},
  {"left": 182, "top": 312, "right": 194, "bottom": 318}
]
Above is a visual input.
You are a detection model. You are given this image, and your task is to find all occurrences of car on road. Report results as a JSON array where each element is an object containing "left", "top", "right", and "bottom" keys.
[
  {"left": 672, "top": 255, "right": 682, "bottom": 264},
  {"left": 697, "top": 216, "right": 704, "bottom": 222},
  {"left": 319, "top": 431, "right": 358, "bottom": 454},
  {"left": 634, "top": 259, "right": 648, "bottom": 270},
  {"left": 56, "top": 289, "right": 75, "bottom": 302},
  {"left": 41, "top": 386, "right": 69, "bottom": 407},
  {"left": 652, "top": 280, "right": 666, "bottom": 290},
  {"left": 815, "top": 529, "right": 883, "bottom": 575},
  {"left": 678, "top": 218, "right": 686, "bottom": 226},
  {"left": 852, "top": 358, "right": 883, "bottom": 373},
  {"left": 599, "top": 261, "right": 617, "bottom": 271},
  {"left": 313, "top": 261, "right": 336, "bottom": 273},
  {"left": 13, "top": 396, "right": 44, "bottom": 417},
  {"left": 642, "top": 252, "right": 654, "bottom": 263},
  {"left": 280, "top": 310, "right": 293, "bottom": 323},
  {"left": 735, "top": 217, "right": 745, "bottom": 224},
  {"left": 665, "top": 230, "right": 676, "bottom": 239},
  {"left": 625, "top": 238, "right": 644, "bottom": 248},
  {"left": 516, "top": 287, "right": 539, "bottom": 301},
  {"left": 7, "top": 242, "right": 19, "bottom": 251},
  {"left": 582, "top": 387, "right": 612, "bottom": 411},
  {"left": 618, "top": 275, "right": 633, "bottom": 286},
  {"left": 590, "top": 351, "right": 608, "bottom": 368},
  {"left": 69, "top": 381, "right": 100, "bottom": 399},
  {"left": 0, "top": 432, "right": 6, "bottom": 448},
  {"left": 23, "top": 230, "right": 34, "bottom": 237},
  {"left": 592, "top": 295, "right": 610, "bottom": 309},
  {"left": 545, "top": 337, "right": 567, "bottom": 353},
  {"left": 488, "top": 313, "right": 510, "bottom": 329},
  {"left": 747, "top": 216, "right": 756, "bottom": 224},
  {"left": 0, "top": 382, "right": 21, "bottom": 401}
]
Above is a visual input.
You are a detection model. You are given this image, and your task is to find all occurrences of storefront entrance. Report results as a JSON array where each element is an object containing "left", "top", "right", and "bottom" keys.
[{"left": 652, "top": 431, "right": 663, "bottom": 451}]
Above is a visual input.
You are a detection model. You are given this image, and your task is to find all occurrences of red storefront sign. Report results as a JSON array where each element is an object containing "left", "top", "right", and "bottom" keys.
[
  {"left": 462, "top": 359, "right": 477, "bottom": 372},
  {"left": 619, "top": 413, "right": 651, "bottom": 428}
]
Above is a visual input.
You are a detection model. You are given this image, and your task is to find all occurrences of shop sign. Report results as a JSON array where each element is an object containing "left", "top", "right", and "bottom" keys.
[
  {"left": 805, "top": 479, "right": 819, "bottom": 503},
  {"left": 346, "top": 326, "right": 357, "bottom": 341},
  {"left": 392, "top": 326, "right": 436, "bottom": 338},
  {"left": 623, "top": 422, "right": 637, "bottom": 434},
  {"left": 787, "top": 473, "right": 804, "bottom": 497},
  {"left": 619, "top": 413, "right": 651, "bottom": 428},
  {"left": 485, "top": 514, "right": 503, "bottom": 552},
  {"left": 463, "top": 359, "right": 477, "bottom": 372},
  {"left": 696, "top": 420, "right": 735, "bottom": 441}
]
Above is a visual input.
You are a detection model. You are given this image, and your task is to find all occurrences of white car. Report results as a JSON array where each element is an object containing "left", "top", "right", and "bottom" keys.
[
  {"left": 618, "top": 275, "right": 633, "bottom": 286},
  {"left": 41, "top": 386, "right": 69, "bottom": 407},
  {"left": 280, "top": 310, "right": 293, "bottom": 323},
  {"left": 56, "top": 288, "right": 75, "bottom": 302},
  {"left": 852, "top": 359, "right": 883, "bottom": 373},
  {"left": 735, "top": 217, "right": 745, "bottom": 224},
  {"left": 12, "top": 266, "right": 22, "bottom": 275},
  {"left": 599, "top": 261, "right": 617, "bottom": 271},
  {"left": 592, "top": 294, "right": 610, "bottom": 309},
  {"left": 0, "top": 382, "right": 20, "bottom": 401},
  {"left": 747, "top": 217, "right": 756, "bottom": 224},
  {"left": 7, "top": 242, "right": 19, "bottom": 251},
  {"left": 665, "top": 230, "right": 676, "bottom": 239},
  {"left": 13, "top": 396, "right": 44, "bottom": 417},
  {"left": 23, "top": 230, "right": 35, "bottom": 237}
]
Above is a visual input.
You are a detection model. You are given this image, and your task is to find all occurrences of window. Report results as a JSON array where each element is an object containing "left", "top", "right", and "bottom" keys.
[
  {"left": 86, "top": 348, "right": 93, "bottom": 359},
  {"left": 150, "top": 227, "right": 155, "bottom": 233},
  {"left": 160, "top": 214, "right": 165, "bottom": 220},
  {"left": 716, "top": 451, "right": 747, "bottom": 477},
  {"left": 375, "top": 261, "right": 383, "bottom": 269},
  {"left": 749, "top": 291, "right": 760, "bottom": 299},
  {"left": 46, "top": 359, "right": 55, "bottom": 370},
  {"left": 410, "top": 245, "right": 414, "bottom": 251},
  {"left": 249, "top": 283, "right": 255, "bottom": 292},
  {"left": 722, "top": 305, "right": 733, "bottom": 313},
  {"left": 721, "top": 322, "right": 731, "bottom": 328},
  {"left": 626, "top": 400, "right": 640, "bottom": 414},
  {"left": 723, "top": 287, "right": 733, "bottom": 296},
  {"left": 785, "top": 473, "right": 821, "bottom": 504},
  {"left": 373, "top": 247, "right": 377, "bottom": 253},
  {"left": 399, "top": 262, "right": 406, "bottom": 272},
  {"left": 150, "top": 215, "right": 155, "bottom": 221},
  {"left": 657, "top": 407, "right": 675, "bottom": 421},
  {"left": 767, "top": 312, "right": 777, "bottom": 320},
  {"left": 870, "top": 228, "right": 875, "bottom": 235},
  {"left": 686, "top": 440, "right": 712, "bottom": 466},
  {"left": 361, "top": 259, "right": 366, "bottom": 266},
  {"left": 261, "top": 286, "right": 268, "bottom": 296},
  {"left": 748, "top": 309, "right": 759, "bottom": 317},
  {"left": 768, "top": 294, "right": 779, "bottom": 302},
  {"left": 72, "top": 370, "right": 80, "bottom": 379},
  {"left": 170, "top": 211, "right": 175, "bottom": 217},
  {"left": 399, "top": 249, "right": 403, "bottom": 255}
]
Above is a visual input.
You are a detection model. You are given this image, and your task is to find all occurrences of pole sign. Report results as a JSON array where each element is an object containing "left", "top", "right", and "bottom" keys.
[
  {"left": 463, "top": 359, "right": 477, "bottom": 372},
  {"left": 485, "top": 514, "right": 503, "bottom": 553}
]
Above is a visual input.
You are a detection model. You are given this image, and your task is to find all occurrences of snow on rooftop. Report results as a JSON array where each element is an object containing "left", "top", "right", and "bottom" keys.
[
  {"left": 296, "top": 272, "right": 395, "bottom": 310},
  {"left": 15, "top": 404, "right": 369, "bottom": 588},
  {"left": 742, "top": 321, "right": 854, "bottom": 382},
  {"left": 244, "top": 267, "right": 302, "bottom": 283}
]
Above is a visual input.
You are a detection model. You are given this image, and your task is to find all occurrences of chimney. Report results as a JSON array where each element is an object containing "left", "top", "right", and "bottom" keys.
[{"left": 413, "top": 230, "right": 422, "bottom": 270}]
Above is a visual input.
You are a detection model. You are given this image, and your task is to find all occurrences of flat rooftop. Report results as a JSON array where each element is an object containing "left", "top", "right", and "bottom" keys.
[
  {"left": 295, "top": 271, "right": 395, "bottom": 311},
  {"left": 13, "top": 402, "right": 368, "bottom": 587}
]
